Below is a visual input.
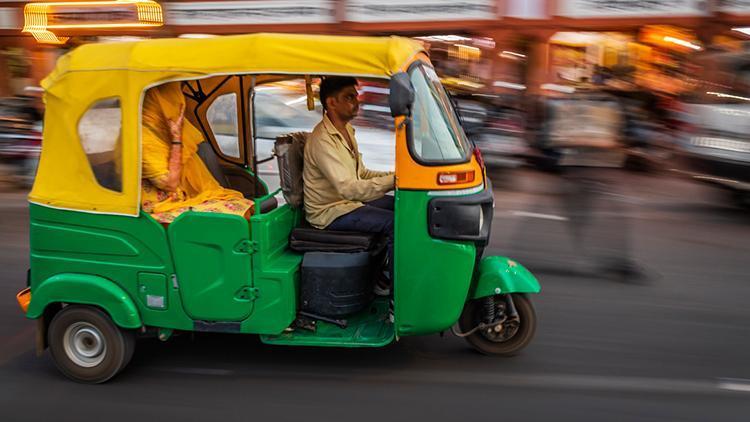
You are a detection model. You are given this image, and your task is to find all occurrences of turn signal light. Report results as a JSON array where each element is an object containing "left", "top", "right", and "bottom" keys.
[
  {"left": 437, "top": 171, "right": 475, "bottom": 185},
  {"left": 16, "top": 288, "right": 31, "bottom": 313}
]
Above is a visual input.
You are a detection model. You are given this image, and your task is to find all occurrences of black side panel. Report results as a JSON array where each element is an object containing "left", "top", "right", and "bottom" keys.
[{"left": 427, "top": 184, "right": 494, "bottom": 246}]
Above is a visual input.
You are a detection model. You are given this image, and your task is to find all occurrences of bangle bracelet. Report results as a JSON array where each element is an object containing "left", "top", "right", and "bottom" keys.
[{"left": 171, "top": 140, "right": 182, "bottom": 145}]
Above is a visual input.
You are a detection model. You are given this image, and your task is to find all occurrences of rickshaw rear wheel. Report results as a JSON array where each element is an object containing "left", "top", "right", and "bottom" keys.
[
  {"left": 458, "top": 294, "right": 536, "bottom": 356},
  {"left": 48, "top": 305, "right": 136, "bottom": 384}
]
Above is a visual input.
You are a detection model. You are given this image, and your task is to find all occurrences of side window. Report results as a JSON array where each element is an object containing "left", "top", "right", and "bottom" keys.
[
  {"left": 207, "top": 93, "right": 240, "bottom": 158},
  {"left": 252, "top": 82, "right": 322, "bottom": 169},
  {"left": 252, "top": 79, "right": 395, "bottom": 174},
  {"left": 78, "top": 98, "right": 122, "bottom": 192}
]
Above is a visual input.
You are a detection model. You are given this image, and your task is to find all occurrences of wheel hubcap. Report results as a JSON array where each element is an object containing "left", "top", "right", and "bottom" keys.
[{"left": 63, "top": 322, "right": 106, "bottom": 367}]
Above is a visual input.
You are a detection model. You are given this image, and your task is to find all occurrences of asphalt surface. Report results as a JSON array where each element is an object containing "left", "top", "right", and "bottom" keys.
[{"left": 1, "top": 168, "right": 750, "bottom": 422}]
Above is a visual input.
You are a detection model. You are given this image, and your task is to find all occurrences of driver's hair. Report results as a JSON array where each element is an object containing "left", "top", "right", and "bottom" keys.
[{"left": 319, "top": 76, "right": 358, "bottom": 111}]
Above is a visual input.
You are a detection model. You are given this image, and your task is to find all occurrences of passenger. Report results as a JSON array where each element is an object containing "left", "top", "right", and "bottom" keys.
[
  {"left": 141, "top": 82, "right": 253, "bottom": 224},
  {"left": 303, "top": 77, "right": 395, "bottom": 295}
]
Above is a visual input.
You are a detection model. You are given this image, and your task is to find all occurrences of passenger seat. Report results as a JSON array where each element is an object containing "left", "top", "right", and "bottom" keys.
[{"left": 197, "top": 142, "right": 278, "bottom": 214}]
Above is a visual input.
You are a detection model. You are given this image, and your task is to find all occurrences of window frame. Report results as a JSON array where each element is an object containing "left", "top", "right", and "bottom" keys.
[
  {"left": 77, "top": 96, "right": 124, "bottom": 193},
  {"left": 206, "top": 91, "right": 243, "bottom": 160},
  {"left": 405, "top": 61, "right": 473, "bottom": 167}
]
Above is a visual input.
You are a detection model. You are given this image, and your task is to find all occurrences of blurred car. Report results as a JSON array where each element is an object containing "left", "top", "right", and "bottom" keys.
[
  {"left": 471, "top": 106, "right": 528, "bottom": 168},
  {"left": 450, "top": 92, "right": 528, "bottom": 169},
  {"left": 674, "top": 51, "right": 750, "bottom": 205},
  {"left": 0, "top": 96, "right": 42, "bottom": 188}
]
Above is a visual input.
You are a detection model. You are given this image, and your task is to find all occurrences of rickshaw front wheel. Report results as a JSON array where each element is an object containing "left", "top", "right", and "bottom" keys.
[
  {"left": 458, "top": 294, "right": 536, "bottom": 356},
  {"left": 48, "top": 305, "right": 136, "bottom": 384}
]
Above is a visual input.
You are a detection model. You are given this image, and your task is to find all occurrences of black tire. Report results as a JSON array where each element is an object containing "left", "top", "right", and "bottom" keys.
[
  {"left": 458, "top": 294, "right": 536, "bottom": 356},
  {"left": 48, "top": 305, "right": 135, "bottom": 383}
]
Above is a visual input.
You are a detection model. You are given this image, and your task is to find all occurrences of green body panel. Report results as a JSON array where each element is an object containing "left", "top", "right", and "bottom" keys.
[
  {"left": 168, "top": 212, "right": 254, "bottom": 321},
  {"left": 29, "top": 204, "right": 194, "bottom": 330},
  {"left": 393, "top": 190, "right": 476, "bottom": 336},
  {"left": 470, "top": 256, "right": 541, "bottom": 299},
  {"left": 27, "top": 273, "right": 141, "bottom": 329},
  {"left": 137, "top": 272, "right": 169, "bottom": 310},
  {"left": 241, "top": 204, "right": 302, "bottom": 334},
  {"left": 261, "top": 298, "right": 394, "bottom": 347}
]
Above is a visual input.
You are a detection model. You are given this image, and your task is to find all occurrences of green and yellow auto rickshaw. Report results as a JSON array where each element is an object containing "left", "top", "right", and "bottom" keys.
[{"left": 15, "top": 33, "right": 541, "bottom": 383}]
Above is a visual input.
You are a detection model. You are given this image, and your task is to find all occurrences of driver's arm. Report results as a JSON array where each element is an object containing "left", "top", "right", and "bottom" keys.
[
  {"left": 313, "top": 145, "right": 394, "bottom": 203},
  {"left": 357, "top": 153, "right": 394, "bottom": 180}
]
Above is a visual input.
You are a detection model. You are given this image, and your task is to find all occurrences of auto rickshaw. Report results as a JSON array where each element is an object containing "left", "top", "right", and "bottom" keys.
[{"left": 15, "top": 33, "right": 541, "bottom": 383}]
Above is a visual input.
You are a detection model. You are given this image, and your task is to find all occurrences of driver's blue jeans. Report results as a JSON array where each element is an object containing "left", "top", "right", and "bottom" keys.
[{"left": 327, "top": 195, "right": 394, "bottom": 280}]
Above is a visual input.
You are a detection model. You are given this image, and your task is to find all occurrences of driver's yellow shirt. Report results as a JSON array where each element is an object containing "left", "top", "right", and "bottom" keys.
[{"left": 303, "top": 115, "right": 394, "bottom": 229}]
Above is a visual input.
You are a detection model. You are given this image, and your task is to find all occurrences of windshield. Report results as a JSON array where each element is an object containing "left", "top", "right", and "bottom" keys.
[{"left": 408, "top": 64, "right": 471, "bottom": 163}]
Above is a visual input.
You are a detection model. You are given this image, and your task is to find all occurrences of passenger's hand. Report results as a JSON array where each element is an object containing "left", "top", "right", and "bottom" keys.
[{"left": 168, "top": 103, "right": 185, "bottom": 143}]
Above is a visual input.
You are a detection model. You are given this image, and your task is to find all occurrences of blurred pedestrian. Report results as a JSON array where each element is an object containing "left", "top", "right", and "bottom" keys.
[{"left": 547, "top": 88, "right": 643, "bottom": 281}]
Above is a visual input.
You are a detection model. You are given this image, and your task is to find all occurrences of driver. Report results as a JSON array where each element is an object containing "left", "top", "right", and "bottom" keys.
[{"left": 303, "top": 77, "right": 395, "bottom": 295}]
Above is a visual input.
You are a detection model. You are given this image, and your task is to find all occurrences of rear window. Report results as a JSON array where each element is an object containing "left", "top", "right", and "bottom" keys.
[{"left": 78, "top": 98, "right": 122, "bottom": 192}]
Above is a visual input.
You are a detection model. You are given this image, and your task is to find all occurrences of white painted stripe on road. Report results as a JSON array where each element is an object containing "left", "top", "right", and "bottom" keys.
[
  {"left": 166, "top": 367, "right": 235, "bottom": 376},
  {"left": 509, "top": 210, "right": 569, "bottom": 221},
  {"left": 717, "top": 378, "right": 750, "bottom": 393},
  {"left": 153, "top": 365, "right": 750, "bottom": 396}
]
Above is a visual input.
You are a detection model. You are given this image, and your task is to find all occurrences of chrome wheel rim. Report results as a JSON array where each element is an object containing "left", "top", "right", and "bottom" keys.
[{"left": 63, "top": 322, "right": 106, "bottom": 367}]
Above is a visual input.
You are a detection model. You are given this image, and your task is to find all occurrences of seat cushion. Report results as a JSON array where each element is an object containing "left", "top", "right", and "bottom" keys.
[{"left": 290, "top": 227, "right": 379, "bottom": 253}]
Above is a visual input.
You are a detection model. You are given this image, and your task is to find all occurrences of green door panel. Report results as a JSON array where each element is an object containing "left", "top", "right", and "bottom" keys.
[
  {"left": 27, "top": 273, "right": 141, "bottom": 329},
  {"left": 168, "top": 212, "right": 253, "bottom": 321},
  {"left": 241, "top": 204, "right": 301, "bottom": 334},
  {"left": 470, "top": 256, "right": 541, "bottom": 299},
  {"left": 394, "top": 190, "right": 476, "bottom": 337},
  {"left": 29, "top": 204, "right": 194, "bottom": 330}
]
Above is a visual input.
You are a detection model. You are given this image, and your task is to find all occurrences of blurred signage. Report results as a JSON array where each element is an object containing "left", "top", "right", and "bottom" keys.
[
  {"left": 44, "top": 4, "right": 139, "bottom": 26},
  {"left": 507, "top": 0, "right": 547, "bottom": 19},
  {"left": 0, "top": 7, "right": 18, "bottom": 29},
  {"left": 23, "top": 0, "right": 163, "bottom": 44},
  {"left": 558, "top": 0, "right": 707, "bottom": 17},
  {"left": 346, "top": 0, "right": 495, "bottom": 22},
  {"left": 719, "top": 0, "right": 750, "bottom": 14},
  {"left": 640, "top": 25, "right": 702, "bottom": 52},
  {"left": 165, "top": 1, "right": 335, "bottom": 25}
]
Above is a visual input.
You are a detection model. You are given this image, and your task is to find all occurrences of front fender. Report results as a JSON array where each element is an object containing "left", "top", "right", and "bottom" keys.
[
  {"left": 26, "top": 273, "right": 142, "bottom": 329},
  {"left": 470, "top": 256, "right": 541, "bottom": 299}
]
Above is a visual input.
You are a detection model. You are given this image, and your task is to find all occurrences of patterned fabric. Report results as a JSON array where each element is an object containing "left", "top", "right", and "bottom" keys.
[{"left": 142, "top": 179, "right": 253, "bottom": 223}]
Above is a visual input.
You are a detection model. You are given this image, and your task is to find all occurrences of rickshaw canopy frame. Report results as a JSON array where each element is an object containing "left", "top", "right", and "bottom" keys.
[{"left": 30, "top": 33, "right": 426, "bottom": 216}]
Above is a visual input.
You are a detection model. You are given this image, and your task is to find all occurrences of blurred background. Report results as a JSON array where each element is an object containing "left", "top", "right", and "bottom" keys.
[{"left": 2, "top": 1, "right": 750, "bottom": 420}]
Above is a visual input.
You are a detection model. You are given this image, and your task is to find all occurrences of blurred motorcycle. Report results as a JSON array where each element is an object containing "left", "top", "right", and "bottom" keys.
[{"left": 0, "top": 96, "right": 42, "bottom": 188}]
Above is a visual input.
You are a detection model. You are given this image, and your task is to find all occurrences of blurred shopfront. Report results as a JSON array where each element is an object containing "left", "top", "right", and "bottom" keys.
[{"left": 3, "top": 0, "right": 750, "bottom": 98}]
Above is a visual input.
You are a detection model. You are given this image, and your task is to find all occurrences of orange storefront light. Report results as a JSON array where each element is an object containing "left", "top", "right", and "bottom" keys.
[{"left": 23, "top": 0, "right": 163, "bottom": 44}]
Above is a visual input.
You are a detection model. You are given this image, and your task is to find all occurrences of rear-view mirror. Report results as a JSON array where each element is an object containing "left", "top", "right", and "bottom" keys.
[{"left": 389, "top": 72, "right": 414, "bottom": 118}]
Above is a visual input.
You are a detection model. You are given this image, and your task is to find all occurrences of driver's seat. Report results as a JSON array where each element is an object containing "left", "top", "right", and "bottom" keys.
[{"left": 274, "top": 132, "right": 380, "bottom": 253}]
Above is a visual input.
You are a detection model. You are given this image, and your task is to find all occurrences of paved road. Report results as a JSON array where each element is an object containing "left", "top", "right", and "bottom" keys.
[{"left": 1, "top": 169, "right": 749, "bottom": 421}]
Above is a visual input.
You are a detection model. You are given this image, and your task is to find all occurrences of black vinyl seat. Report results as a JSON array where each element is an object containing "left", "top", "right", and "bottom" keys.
[{"left": 289, "top": 224, "right": 380, "bottom": 253}]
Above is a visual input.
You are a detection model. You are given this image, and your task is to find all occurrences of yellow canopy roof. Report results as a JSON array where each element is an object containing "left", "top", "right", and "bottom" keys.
[{"left": 31, "top": 33, "right": 426, "bottom": 216}]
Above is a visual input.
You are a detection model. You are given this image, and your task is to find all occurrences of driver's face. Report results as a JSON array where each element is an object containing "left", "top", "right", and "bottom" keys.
[{"left": 330, "top": 86, "right": 359, "bottom": 122}]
